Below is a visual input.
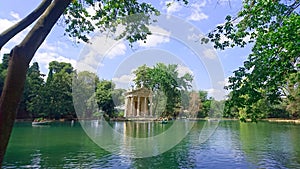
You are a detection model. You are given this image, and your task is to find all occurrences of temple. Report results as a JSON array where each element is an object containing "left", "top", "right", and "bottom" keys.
[{"left": 124, "top": 87, "right": 153, "bottom": 118}]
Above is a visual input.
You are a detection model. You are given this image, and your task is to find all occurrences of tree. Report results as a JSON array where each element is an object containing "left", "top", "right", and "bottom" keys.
[
  {"left": 0, "top": 1, "right": 71, "bottom": 164},
  {"left": 204, "top": 0, "right": 300, "bottom": 121},
  {"left": 133, "top": 63, "right": 193, "bottom": 117},
  {"left": 95, "top": 80, "right": 115, "bottom": 117},
  {"left": 22, "top": 62, "right": 45, "bottom": 118},
  {"left": 39, "top": 61, "right": 75, "bottom": 119},
  {"left": 0, "top": 0, "right": 188, "bottom": 163},
  {"left": 0, "top": 54, "right": 9, "bottom": 95},
  {"left": 196, "top": 90, "right": 212, "bottom": 118},
  {"left": 73, "top": 71, "right": 99, "bottom": 119},
  {"left": 112, "top": 88, "right": 126, "bottom": 108}
]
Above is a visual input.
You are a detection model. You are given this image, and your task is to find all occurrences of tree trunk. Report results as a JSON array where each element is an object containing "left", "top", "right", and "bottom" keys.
[
  {"left": 0, "top": 0, "right": 71, "bottom": 165},
  {"left": 0, "top": 0, "right": 52, "bottom": 50}
]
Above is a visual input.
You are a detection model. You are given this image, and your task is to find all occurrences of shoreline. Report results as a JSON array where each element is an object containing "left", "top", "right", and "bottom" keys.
[
  {"left": 260, "top": 118, "right": 300, "bottom": 124},
  {"left": 15, "top": 117, "right": 300, "bottom": 124}
]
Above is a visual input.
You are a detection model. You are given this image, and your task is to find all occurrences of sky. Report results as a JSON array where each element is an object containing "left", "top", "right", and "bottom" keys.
[{"left": 0, "top": 0, "right": 253, "bottom": 100}]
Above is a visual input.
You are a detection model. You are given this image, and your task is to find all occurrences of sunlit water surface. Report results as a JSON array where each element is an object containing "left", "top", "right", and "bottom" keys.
[{"left": 3, "top": 120, "right": 300, "bottom": 168}]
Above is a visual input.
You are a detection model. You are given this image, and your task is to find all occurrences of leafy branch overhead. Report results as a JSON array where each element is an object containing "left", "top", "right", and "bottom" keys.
[
  {"left": 205, "top": 0, "right": 300, "bottom": 121},
  {"left": 64, "top": 0, "right": 161, "bottom": 43}
]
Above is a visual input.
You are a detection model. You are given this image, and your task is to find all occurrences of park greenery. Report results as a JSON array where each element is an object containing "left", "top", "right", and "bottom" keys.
[
  {"left": 0, "top": 59, "right": 218, "bottom": 120},
  {"left": 204, "top": 0, "right": 300, "bottom": 121},
  {"left": 0, "top": 57, "right": 128, "bottom": 120},
  {"left": 0, "top": 0, "right": 189, "bottom": 163},
  {"left": 0, "top": 0, "right": 299, "bottom": 165}
]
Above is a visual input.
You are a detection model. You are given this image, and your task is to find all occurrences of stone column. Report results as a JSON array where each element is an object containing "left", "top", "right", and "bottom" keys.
[
  {"left": 149, "top": 96, "right": 153, "bottom": 117},
  {"left": 130, "top": 96, "right": 134, "bottom": 117},
  {"left": 144, "top": 97, "right": 147, "bottom": 117},
  {"left": 124, "top": 96, "right": 128, "bottom": 117},
  {"left": 137, "top": 96, "right": 140, "bottom": 117}
]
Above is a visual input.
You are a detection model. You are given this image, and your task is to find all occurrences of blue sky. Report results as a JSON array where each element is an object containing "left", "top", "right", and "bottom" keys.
[{"left": 0, "top": 0, "right": 252, "bottom": 100}]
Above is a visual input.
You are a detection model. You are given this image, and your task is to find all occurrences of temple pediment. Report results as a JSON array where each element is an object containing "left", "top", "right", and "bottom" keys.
[{"left": 125, "top": 87, "right": 152, "bottom": 97}]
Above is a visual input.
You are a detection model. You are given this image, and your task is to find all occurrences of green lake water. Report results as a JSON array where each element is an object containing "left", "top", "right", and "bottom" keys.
[{"left": 3, "top": 120, "right": 300, "bottom": 168}]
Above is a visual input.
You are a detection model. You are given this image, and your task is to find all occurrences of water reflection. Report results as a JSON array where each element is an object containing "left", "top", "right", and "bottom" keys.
[
  {"left": 81, "top": 119, "right": 196, "bottom": 158},
  {"left": 239, "top": 122, "right": 300, "bottom": 168},
  {"left": 3, "top": 121, "right": 300, "bottom": 168}
]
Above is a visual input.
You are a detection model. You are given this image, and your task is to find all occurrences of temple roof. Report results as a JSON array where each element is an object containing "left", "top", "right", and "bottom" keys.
[{"left": 125, "top": 87, "right": 152, "bottom": 97}]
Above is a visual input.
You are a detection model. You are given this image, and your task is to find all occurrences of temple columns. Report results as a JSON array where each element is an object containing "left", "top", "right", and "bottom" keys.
[
  {"left": 124, "top": 93, "right": 152, "bottom": 118},
  {"left": 130, "top": 97, "right": 134, "bottom": 116},
  {"left": 137, "top": 96, "right": 140, "bottom": 117},
  {"left": 144, "top": 97, "right": 147, "bottom": 117},
  {"left": 149, "top": 96, "right": 153, "bottom": 117},
  {"left": 124, "top": 96, "right": 128, "bottom": 117}
]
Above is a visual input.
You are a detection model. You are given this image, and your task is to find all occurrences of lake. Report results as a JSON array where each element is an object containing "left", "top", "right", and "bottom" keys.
[{"left": 3, "top": 120, "right": 300, "bottom": 168}]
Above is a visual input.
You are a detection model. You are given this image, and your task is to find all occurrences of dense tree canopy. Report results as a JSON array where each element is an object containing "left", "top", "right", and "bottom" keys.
[
  {"left": 205, "top": 0, "right": 300, "bottom": 121},
  {"left": 95, "top": 80, "right": 116, "bottom": 117},
  {"left": 133, "top": 63, "right": 193, "bottom": 117}
]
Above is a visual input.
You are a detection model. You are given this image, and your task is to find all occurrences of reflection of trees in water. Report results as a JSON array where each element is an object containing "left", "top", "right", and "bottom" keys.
[{"left": 239, "top": 122, "right": 300, "bottom": 168}]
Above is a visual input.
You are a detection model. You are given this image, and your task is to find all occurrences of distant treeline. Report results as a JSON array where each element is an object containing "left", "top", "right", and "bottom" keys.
[{"left": 0, "top": 54, "right": 297, "bottom": 120}]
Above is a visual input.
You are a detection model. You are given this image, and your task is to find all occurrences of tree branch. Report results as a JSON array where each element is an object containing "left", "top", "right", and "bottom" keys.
[
  {"left": 0, "top": 0, "right": 71, "bottom": 165},
  {"left": 17, "top": 0, "right": 72, "bottom": 63},
  {"left": 0, "top": 0, "right": 52, "bottom": 50}
]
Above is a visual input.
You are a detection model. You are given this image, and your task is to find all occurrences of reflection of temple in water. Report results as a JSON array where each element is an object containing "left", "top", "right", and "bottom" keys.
[{"left": 124, "top": 87, "right": 154, "bottom": 120}]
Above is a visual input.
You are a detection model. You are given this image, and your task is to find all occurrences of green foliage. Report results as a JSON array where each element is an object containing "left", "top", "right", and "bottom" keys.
[
  {"left": 95, "top": 80, "right": 115, "bottom": 117},
  {"left": 206, "top": 0, "right": 300, "bottom": 120},
  {"left": 32, "top": 61, "right": 75, "bottom": 119},
  {"left": 64, "top": 0, "right": 160, "bottom": 43},
  {"left": 133, "top": 63, "right": 193, "bottom": 117},
  {"left": 24, "top": 62, "right": 45, "bottom": 117},
  {"left": 196, "top": 91, "right": 212, "bottom": 118},
  {"left": 73, "top": 71, "right": 99, "bottom": 118},
  {"left": 112, "top": 88, "right": 126, "bottom": 107},
  {"left": 0, "top": 54, "right": 9, "bottom": 95}
]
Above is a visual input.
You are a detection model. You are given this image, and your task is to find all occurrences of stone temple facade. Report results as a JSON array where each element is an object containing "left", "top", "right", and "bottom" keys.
[{"left": 124, "top": 87, "right": 153, "bottom": 118}]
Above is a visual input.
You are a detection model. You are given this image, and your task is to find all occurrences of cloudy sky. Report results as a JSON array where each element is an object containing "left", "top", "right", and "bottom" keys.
[{"left": 0, "top": 0, "right": 252, "bottom": 100}]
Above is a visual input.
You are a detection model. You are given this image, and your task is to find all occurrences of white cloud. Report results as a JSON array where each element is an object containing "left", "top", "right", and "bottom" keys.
[
  {"left": 113, "top": 74, "right": 134, "bottom": 84},
  {"left": 10, "top": 11, "right": 20, "bottom": 20},
  {"left": 106, "top": 42, "right": 126, "bottom": 59},
  {"left": 177, "top": 65, "right": 193, "bottom": 77},
  {"left": 0, "top": 14, "right": 17, "bottom": 29},
  {"left": 187, "top": 1, "right": 208, "bottom": 21},
  {"left": 203, "top": 49, "right": 217, "bottom": 59},
  {"left": 33, "top": 51, "right": 76, "bottom": 71},
  {"left": 0, "top": 17, "right": 27, "bottom": 45},
  {"left": 138, "top": 34, "right": 170, "bottom": 47},
  {"left": 87, "top": 36, "right": 127, "bottom": 58},
  {"left": 218, "top": 77, "right": 230, "bottom": 87},
  {"left": 40, "top": 40, "right": 62, "bottom": 53},
  {"left": 211, "top": 0, "right": 239, "bottom": 7},
  {"left": 204, "top": 88, "right": 226, "bottom": 100},
  {"left": 75, "top": 38, "right": 127, "bottom": 72},
  {"left": 0, "top": 12, "right": 32, "bottom": 59},
  {"left": 188, "top": 12, "right": 208, "bottom": 21},
  {"left": 31, "top": 40, "right": 77, "bottom": 73},
  {"left": 112, "top": 74, "right": 135, "bottom": 89},
  {"left": 164, "top": 0, "right": 183, "bottom": 15},
  {"left": 138, "top": 26, "right": 171, "bottom": 47}
]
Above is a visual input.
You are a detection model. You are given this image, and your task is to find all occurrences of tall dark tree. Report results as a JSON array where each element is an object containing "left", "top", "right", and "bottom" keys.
[
  {"left": 40, "top": 61, "right": 75, "bottom": 119},
  {"left": 20, "top": 62, "right": 44, "bottom": 118}
]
